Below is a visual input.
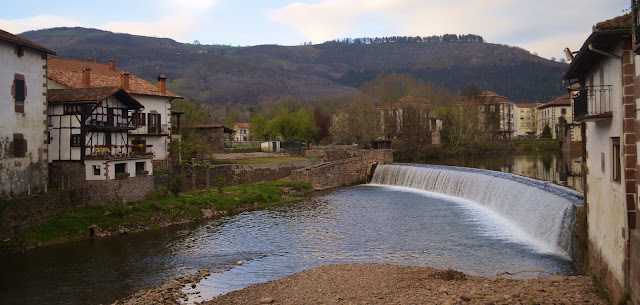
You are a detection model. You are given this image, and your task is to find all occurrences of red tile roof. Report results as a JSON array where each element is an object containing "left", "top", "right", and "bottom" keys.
[
  {"left": 235, "top": 122, "right": 251, "bottom": 128},
  {"left": 515, "top": 103, "right": 541, "bottom": 109},
  {"left": 479, "top": 90, "right": 499, "bottom": 97},
  {"left": 537, "top": 93, "right": 572, "bottom": 109},
  {"left": 0, "top": 29, "right": 55, "bottom": 54},
  {"left": 48, "top": 57, "right": 181, "bottom": 98},
  {"left": 595, "top": 13, "right": 632, "bottom": 31}
]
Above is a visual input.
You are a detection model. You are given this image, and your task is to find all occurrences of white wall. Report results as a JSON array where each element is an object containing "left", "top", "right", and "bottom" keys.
[
  {"left": 130, "top": 94, "right": 172, "bottom": 161},
  {"left": 0, "top": 40, "right": 49, "bottom": 196},
  {"left": 585, "top": 43, "right": 626, "bottom": 285}
]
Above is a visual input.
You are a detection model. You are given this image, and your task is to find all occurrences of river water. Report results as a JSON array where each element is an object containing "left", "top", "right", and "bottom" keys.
[{"left": 0, "top": 180, "right": 576, "bottom": 304}]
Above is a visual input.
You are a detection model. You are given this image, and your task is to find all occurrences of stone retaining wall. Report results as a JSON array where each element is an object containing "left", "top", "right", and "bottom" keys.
[
  {"left": 177, "top": 159, "right": 320, "bottom": 190},
  {"left": 291, "top": 149, "right": 393, "bottom": 190},
  {"left": 0, "top": 190, "right": 74, "bottom": 239}
]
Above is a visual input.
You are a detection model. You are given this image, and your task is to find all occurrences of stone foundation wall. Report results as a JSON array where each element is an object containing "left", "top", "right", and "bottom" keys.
[
  {"left": 291, "top": 149, "right": 393, "bottom": 190},
  {"left": 49, "top": 161, "right": 155, "bottom": 205},
  {"left": 589, "top": 238, "right": 626, "bottom": 305},
  {"left": 305, "top": 146, "right": 359, "bottom": 161},
  {"left": 0, "top": 190, "right": 74, "bottom": 239}
]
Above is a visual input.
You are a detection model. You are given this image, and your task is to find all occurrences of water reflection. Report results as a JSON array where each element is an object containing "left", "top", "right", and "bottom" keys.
[{"left": 426, "top": 152, "right": 584, "bottom": 193}]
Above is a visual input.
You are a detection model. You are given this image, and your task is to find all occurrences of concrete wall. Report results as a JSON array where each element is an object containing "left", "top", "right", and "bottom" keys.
[{"left": 0, "top": 40, "right": 49, "bottom": 197}]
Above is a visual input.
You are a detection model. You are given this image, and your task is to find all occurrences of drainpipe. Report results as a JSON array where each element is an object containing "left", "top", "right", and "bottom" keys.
[{"left": 588, "top": 43, "right": 622, "bottom": 60}]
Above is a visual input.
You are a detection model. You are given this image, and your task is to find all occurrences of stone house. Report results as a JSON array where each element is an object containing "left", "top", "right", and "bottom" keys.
[
  {"left": 233, "top": 122, "right": 251, "bottom": 142},
  {"left": 47, "top": 58, "right": 182, "bottom": 169},
  {"left": 0, "top": 29, "right": 55, "bottom": 197},
  {"left": 195, "top": 124, "right": 234, "bottom": 153},
  {"left": 563, "top": 13, "right": 635, "bottom": 304}
]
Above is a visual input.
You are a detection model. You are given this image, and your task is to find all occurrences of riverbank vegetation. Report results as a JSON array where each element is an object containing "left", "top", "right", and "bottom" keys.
[{"left": 0, "top": 180, "right": 313, "bottom": 254}]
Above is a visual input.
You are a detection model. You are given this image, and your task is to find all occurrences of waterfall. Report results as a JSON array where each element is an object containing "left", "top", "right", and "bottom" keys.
[{"left": 370, "top": 163, "right": 583, "bottom": 258}]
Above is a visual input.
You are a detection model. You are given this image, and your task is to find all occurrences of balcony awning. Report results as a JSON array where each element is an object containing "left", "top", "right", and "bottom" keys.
[
  {"left": 47, "top": 87, "right": 143, "bottom": 110},
  {"left": 563, "top": 29, "right": 630, "bottom": 81}
]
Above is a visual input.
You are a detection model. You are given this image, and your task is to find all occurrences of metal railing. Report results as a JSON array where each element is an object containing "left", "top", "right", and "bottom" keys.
[{"left": 573, "top": 85, "right": 612, "bottom": 120}]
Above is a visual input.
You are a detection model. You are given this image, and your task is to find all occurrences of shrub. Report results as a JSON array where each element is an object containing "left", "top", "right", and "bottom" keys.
[
  {"left": 168, "top": 176, "right": 184, "bottom": 197},
  {"left": 146, "top": 185, "right": 170, "bottom": 200},
  {"left": 107, "top": 198, "right": 129, "bottom": 218}
]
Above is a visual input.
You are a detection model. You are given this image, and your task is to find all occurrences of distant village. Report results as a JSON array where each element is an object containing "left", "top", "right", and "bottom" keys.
[{"left": 2, "top": 9, "right": 640, "bottom": 305}]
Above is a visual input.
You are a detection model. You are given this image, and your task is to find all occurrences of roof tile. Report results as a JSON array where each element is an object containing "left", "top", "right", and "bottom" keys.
[{"left": 0, "top": 29, "right": 55, "bottom": 54}]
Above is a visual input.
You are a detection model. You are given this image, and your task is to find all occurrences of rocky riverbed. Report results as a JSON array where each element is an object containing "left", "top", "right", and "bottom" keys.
[{"left": 115, "top": 263, "right": 608, "bottom": 305}]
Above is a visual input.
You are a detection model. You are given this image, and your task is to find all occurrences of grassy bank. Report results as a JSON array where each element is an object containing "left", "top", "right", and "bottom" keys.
[{"left": 1, "top": 180, "right": 313, "bottom": 253}]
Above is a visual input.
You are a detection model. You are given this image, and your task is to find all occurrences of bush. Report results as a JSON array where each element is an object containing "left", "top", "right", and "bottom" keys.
[
  {"left": 107, "top": 198, "right": 129, "bottom": 218},
  {"left": 168, "top": 176, "right": 184, "bottom": 197},
  {"left": 146, "top": 185, "right": 170, "bottom": 200}
]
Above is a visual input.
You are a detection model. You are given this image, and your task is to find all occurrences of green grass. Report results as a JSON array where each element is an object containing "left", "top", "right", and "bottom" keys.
[
  {"left": 227, "top": 157, "right": 308, "bottom": 164},
  {"left": 1, "top": 181, "right": 312, "bottom": 252}
]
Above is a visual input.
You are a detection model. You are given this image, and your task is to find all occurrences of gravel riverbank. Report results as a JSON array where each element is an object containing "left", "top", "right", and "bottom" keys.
[{"left": 115, "top": 263, "right": 609, "bottom": 305}]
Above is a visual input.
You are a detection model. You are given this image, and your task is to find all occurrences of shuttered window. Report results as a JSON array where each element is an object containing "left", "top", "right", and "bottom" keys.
[{"left": 11, "top": 134, "right": 27, "bottom": 158}]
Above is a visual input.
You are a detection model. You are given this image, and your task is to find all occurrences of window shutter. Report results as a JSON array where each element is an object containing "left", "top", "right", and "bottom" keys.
[
  {"left": 14, "top": 79, "right": 25, "bottom": 102},
  {"left": 22, "top": 139, "right": 27, "bottom": 158},
  {"left": 141, "top": 113, "right": 146, "bottom": 126}
]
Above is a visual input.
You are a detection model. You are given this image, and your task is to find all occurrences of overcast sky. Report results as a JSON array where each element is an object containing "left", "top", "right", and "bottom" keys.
[{"left": 0, "top": 0, "right": 629, "bottom": 61}]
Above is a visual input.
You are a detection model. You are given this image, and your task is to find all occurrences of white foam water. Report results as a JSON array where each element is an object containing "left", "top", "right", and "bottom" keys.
[{"left": 370, "top": 164, "right": 583, "bottom": 258}]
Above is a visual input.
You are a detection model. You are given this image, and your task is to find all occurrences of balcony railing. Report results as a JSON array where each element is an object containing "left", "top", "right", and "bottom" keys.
[
  {"left": 84, "top": 145, "right": 154, "bottom": 159},
  {"left": 573, "top": 85, "right": 612, "bottom": 121}
]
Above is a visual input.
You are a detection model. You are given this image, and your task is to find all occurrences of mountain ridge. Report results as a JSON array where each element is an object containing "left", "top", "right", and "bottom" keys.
[{"left": 21, "top": 27, "right": 568, "bottom": 105}]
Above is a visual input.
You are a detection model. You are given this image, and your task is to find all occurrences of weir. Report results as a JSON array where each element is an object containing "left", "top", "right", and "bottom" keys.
[{"left": 370, "top": 163, "right": 584, "bottom": 258}]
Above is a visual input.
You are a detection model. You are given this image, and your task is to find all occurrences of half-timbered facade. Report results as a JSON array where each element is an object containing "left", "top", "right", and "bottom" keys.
[{"left": 47, "top": 87, "right": 153, "bottom": 180}]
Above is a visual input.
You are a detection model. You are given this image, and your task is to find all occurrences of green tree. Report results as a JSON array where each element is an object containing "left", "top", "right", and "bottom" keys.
[
  {"left": 541, "top": 125, "right": 552, "bottom": 138},
  {"left": 250, "top": 115, "right": 270, "bottom": 141}
]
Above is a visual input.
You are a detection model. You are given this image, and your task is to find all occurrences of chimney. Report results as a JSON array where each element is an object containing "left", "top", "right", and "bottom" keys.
[
  {"left": 120, "top": 72, "right": 130, "bottom": 90},
  {"left": 82, "top": 67, "right": 91, "bottom": 87},
  {"left": 157, "top": 75, "right": 167, "bottom": 94},
  {"left": 108, "top": 59, "right": 115, "bottom": 70},
  {"left": 87, "top": 58, "right": 93, "bottom": 62}
]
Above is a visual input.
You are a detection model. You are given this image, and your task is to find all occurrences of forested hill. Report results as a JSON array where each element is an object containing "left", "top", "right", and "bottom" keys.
[{"left": 22, "top": 27, "right": 567, "bottom": 105}]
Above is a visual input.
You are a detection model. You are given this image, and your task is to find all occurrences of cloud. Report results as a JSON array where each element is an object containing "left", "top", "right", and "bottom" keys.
[
  {"left": 0, "top": 15, "right": 82, "bottom": 34},
  {"left": 164, "top": 0, "right": 219, "bottom": 10},
  {"left": 267, "top": 0, "right": 627, "bottom": 58},
  {"left": 100, "top": 15, "right": 196, "bottom": 40}
]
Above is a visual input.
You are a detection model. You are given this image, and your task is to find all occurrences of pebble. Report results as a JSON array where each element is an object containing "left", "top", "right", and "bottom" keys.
[
  {"left": 236, "top": 260, "right": 243, "bottom": 266},
  {"left": 259, "top": 297, "right": 275, "bottom": 304}
]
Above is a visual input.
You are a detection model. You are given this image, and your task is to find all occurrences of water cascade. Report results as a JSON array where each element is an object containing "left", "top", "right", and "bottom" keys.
[{"left": 370, "top": 163, "right": 583, "bottom": 258}]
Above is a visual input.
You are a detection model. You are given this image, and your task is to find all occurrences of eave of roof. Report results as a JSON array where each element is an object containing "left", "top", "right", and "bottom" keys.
[
  {"left": 563, "top": 29, "right": 630, "bottom": 80},
  {"left": 0, "top": 29, "right": 55, "bottom": 54},
  {"left": 196, "top": 124, "right": 234, "bottom": 133},
  {"left": 47, "top": 87, "right": 143, "bottom": 110}
]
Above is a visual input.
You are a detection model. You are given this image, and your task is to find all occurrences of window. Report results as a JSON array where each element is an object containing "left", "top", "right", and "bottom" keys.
[
  {"left": 64, "top": 105, "right": 82, "bottom": 115},
  {"left": 15, "top": 46, "right": 23, "bottom": 57},
  {"left": 11, "top": 133, "right": 27, "bottom": 158},
  {"left": 148, "top": 113, "right": 161, "bottom": 133},
  {"left": 115, "top": 163, "right": 126, "bottom": 175},
  {"left": 93, "top": 165, "right": 101, "bottom": 176},
  {"left": 70, "top": 134, "right": 82, "bottom": 147},
  {"left": 561, "top": 108, "right": 566, "bottom": 115},
  {"left": 612, "top": 138, "right": 621, "bottom": 182},
  {"left": 134, "top": 111, "right": 146, "bottom": 126},
  {"left": 132, "top": 138, "right": 146, "bottom": 153},
  {"left": 136, "top": 162, "right": 145, "bottom": 172},
  {"left": 13, "top": 74, "right": 25, "bottom": 113}
]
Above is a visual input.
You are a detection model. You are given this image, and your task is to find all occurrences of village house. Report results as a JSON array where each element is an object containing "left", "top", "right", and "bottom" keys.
[
  {"left": 476, "top": 90, "right": 516, "bottom": 139},
  {"left": 563, "top": 13, "right": 635, "bottom": 304},
  {"left": 0, "top": 29, "right": 55, "bottom": 197},
  {"left": 536, "top": 94, "right": 573, "bottom": 139},
  {"left": 514, "top": 103, "right": 541, "bottom": 138},
  {"left": 195, "top": 124, "right": 234, "bottom": 153},
  {"left": 46, "top": 58, "right": 182, "bottom": 169},
  {"left": 233, "top": 122, "right": 251, "bottom": 142}
]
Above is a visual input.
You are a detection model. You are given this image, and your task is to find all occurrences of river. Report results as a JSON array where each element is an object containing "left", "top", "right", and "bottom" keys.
[{"left": 0, "top": 152, "right": 581, "bottom": 304}]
